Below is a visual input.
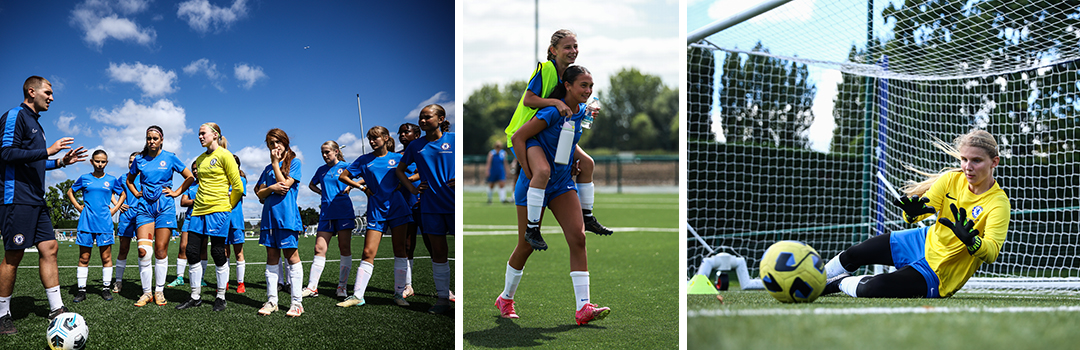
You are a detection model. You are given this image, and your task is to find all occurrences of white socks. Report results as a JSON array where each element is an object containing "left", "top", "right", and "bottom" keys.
[
  {"left": 405, "top": 258, "right": 413, "bottom": 287},
  {"left": 155, "top": 258, "right": 168, "bottom": 292},
  {"left": 498, "top": 188, "right": 507, "bottom": 202},
  {"left": 265, "top": 264, "right": 279, "bottom": 305},
  {"left": 0, "top": 296, "right": 9, "bottom": 317},
  {"left": 394, "top": 257, "right": 407, "bottom": 294},
  {"left": 115, "top": 259, "right": 126, "bottom": 283},
  {"left": 289, "top": 262, "right": 303, "bottom": 305},
  {"left": 139, "top": 257, "right": 152, "bottom": 293},
  {"left": 502, "top": 263, "right": 523, "bottom": 300},
  {"left": 824, "top": 253, "right": 855, "bottom": 279},
  {"left": 527, "top": 187, "right": 544, "bottom": 224},
  {"left": 189, "top": 261, "right": 203, "bottom": 300},
  {"left": 354, "top": 261, "right": 374, "bottom": 299},
  {"left": 45, "top": 286, "right": 63, "bottom": 311},
  {"left": 236, "top": 260, "right": 246, "bottom": 283},
  {"left": 77, "top": 266, "right": 88, "bottom": 289},
  {"left": 338, "top": 255, "right": 352, "bottom": 287},
  {"left": 433, "top": 262, "right": 450, "bottom": 300},
  {"left": 308, "top": 256, "right": 326, "bottom": 290},
  {"left": 176, "top": 259, "right": 187, "bottom": 279},
  {"left": 103, "top": 267, "right": 113, "bottom": 287},
  {"left": 570, "top": 271, "right": 590, "bottom": 310},
  {"left": 839, "top": 275, "right": 869, "bottom": 297},
  {"left": 577, "top": 182, "right": 595, "bottom": 212},
  {"left": 216, "top": 264, "right": 229, "bottom": 299}
]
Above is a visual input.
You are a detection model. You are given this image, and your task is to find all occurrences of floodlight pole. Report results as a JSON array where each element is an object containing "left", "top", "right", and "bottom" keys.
[{"left": 686, "top": 0, "right": 795, "bottom": 44}]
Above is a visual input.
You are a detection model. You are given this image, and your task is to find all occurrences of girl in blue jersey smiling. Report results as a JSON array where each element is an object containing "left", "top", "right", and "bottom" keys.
[
  {"left": 396, "top": 104, "right": 455, "bottom": 314},
  {"left": 126, "top": 125, "right": 194, "bottom": 307},
  {"left": 498, "top": 66, "right": 610, "bottom": 325},
  {"left": 66, "top": 150, "right": 126, "bottom": 302},
  {"left": 337, "top": 127, "right": 413, "bottom": 308},
  {"left": 255, "top": 128, "right": 305, "bottom": 317},
  {"left": 304, "top": 140, "right": 355, "bottom": 299}
]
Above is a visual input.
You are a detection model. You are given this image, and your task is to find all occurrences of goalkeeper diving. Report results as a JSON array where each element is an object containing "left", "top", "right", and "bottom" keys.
[{"left": 823, "top": 129, "right": 1010, "bottom": 298}]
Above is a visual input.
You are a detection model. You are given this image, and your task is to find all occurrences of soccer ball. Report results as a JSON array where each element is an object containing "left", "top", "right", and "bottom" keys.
[
  {"left": 46, "top": 312, "right": 88, "bottom": 350},
  {"left": 759, "top": 240, "right": 826, "bottom": 303}
]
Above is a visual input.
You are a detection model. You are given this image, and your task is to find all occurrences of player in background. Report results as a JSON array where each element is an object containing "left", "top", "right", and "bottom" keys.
[
  {"left": 485, "top": 141, "right": 510, "bottom": 204},
  {"left": 823, "top": 129, "right": 1010, "bottom": 299},
  {"left": 503, "top": 29, "right": 612, "bottom": 252},
  {"left": 304, "top": 141, "right": 355, "bottom": 299},
  {"left": 127, "top": 125, "right": 194, "bottom": 307},
  {"left": 397, "top": 123, "right": 425, "bottom": 300},
  {"left": 66, "top": 150, "right": 126, "bottom": 302},
  {"left": 395, "top": 104, "right": 455, "bottom": 314},
  {"left": 168, "top": 162, "right": 203, "bottom": 289},
  {"left": 227, "top": 154, "right": 248, "bottom": 294},
  {"left": 175, "top": 123, "right": 243, "bottom": 311},
  {"left": 255, "top": 128, "right": 305, "bottom": 317},
  {"left": 337, "top": 127, "right": 412, "bottom": 308},
  {"left": 112, "top": 152, "right": 143, "bottom": 294},
  {"left": 500, "top": 66, "right": 611, "bottom": 325}
]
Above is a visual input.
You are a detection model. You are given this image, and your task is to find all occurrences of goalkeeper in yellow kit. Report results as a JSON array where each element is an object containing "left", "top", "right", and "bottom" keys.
[{"left": 823, "top": 129, "right": 1010, "bottom": 298}]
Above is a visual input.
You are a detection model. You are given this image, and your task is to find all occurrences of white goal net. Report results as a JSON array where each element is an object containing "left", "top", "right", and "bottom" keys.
[{"left": 688, "top": 0, "right": 1080, "bottom": 293}]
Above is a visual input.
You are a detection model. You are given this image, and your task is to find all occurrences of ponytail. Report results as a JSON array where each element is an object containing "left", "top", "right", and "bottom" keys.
[{"left": 900, "top": 129, "right": 1000, "bottom": 196}]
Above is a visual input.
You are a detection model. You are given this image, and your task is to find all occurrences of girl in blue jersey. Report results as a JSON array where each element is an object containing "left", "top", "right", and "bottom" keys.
[
  {"left": 66, "top": 150, "right": 126, "bottom": 302},
  {"left": 255, "top": 128, "right": 305, "bottom": 317},
  {"left": 112, "top": 152, "right": 143, "bottom": 293},
  {"left": 127, "top": 125, "right": 194, "bottom": 307},
  {"left": 485, "top": 141, "right": 510, "bottom": 204},
  {"left": 498, "top": 66, "right": 610, "bottom": 325},
  {"left": 303, "top": 140, "right": 355, "bottom": 299},
  {"left": 396, "top": 104, "right": 455, "bottom": 314},
  {"left": 397, "top": 123, "right": 425, "bottom": 300},
  {"left": 227, "top": 154, "right": 248, "bottom": 294},
  {"left": 337, "top": 127, "right": 413, "bottom": 308},
  {"left": 169, "top": 162, "right": 201, "bottom": 289}
]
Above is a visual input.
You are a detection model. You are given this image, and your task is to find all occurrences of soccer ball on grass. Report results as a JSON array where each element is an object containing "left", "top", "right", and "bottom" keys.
[
  {"left": 759, "top": 240, "right": 826, "bottom": 303},
  {"left": 46, "top": 312, "right": 88, "bottom": 350}
]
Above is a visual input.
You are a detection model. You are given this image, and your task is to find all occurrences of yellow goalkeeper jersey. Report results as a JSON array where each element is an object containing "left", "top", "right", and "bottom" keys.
[
  {"left": 192, "top": 147, "right": 243, "bottom": 216},
  {"left": 907, "top": 171, "right": 1010, "bottom": 297}
]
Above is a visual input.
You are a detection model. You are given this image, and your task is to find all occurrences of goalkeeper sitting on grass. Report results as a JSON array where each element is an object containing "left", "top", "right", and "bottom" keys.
[{"left": 823, "top": 129, "right": 1010, "bottom": 298}]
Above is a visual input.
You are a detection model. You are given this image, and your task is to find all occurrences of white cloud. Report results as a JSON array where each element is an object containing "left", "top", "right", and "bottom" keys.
[
  {"left": 234, "top": 63, "right": 267, "bottom": 89},
  {"left": 108, "top": 62, "right": 178, "bottom": 97},
  {"left": 48, "top": 75, "right": 67, "bottom": 92},
  {"left": 56, "top": 112, "right": 90, "bottom": 136},
  {"left": 402, "top": 91, "right": 456, "bottom": 129},
  {"left": 177, "top": 0, "right": 249, "bottom": 34},
  {"left": 70, "top": 0, "right": 156, "bottom": 49},
  {"left": 183, "top": 58, "right": 225, "bottom": 92},
  {"left": 335, "top": 132, "right": 366, "bottom": 161},
  {"left": 233, "top": 144, "right": 320, "bottom": 218},
  {"left": 89, "top": 99, "right": 191, "bottom": 174}
]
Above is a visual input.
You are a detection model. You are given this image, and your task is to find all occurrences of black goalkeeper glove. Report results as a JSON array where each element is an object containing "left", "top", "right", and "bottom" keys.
[
  {"left": 937, "top": 203, "right": 983, "bottom": 255},
  {"left": 893, "top": 195, "right": 935, "bottom": 222}
]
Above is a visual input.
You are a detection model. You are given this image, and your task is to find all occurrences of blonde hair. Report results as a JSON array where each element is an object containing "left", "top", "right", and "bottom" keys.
[
  {"left": 201, "top": 122, "right": 227, "bottom": 149},
  {"left": 546, "top": 29, "right": 576, "bottom": 62},
  {"left": 322, "top": 140, "right": 345, "bottom": 161},
  {"left": 367, "top": 126, "right": 395, "bottom": 152},
  {"left": 901, "top": 129, "right": 1000, "bottom": 196}
]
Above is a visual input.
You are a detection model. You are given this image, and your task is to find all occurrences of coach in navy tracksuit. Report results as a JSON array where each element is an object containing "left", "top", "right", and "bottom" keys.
[{"left": 0, "top": 76, "right": 87, "bottom": 335}]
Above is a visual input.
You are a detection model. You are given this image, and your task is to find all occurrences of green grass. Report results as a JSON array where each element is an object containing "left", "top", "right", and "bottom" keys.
[
  {"left": 0, "top": 232, "right": 454, "bottom": 349},
  {"left": 462, "top": 192, "right": 679, "bottom": 349},
  {"left": 689, "top": 289, "right": 1080, "bottom": 349}
]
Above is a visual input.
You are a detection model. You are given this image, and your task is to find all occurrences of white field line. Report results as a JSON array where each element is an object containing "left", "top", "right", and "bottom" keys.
[
  {"left": 463, "top": 225, "right": 678, "bottom": 235},
  {"left": 689, "top": 305, "right": 1080, "bottom": 317},
  {"left": 22, "top": 256, "right": 454, "bottom": 269}
]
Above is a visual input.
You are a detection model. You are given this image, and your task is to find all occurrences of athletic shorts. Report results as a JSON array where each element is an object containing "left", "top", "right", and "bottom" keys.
[
  {"left": 421, "top": 213, "right": 453, "bottom": 236},
  {"left": 187, "top": 211, "right": 231, "bottom": 238},
  {"left": 117, "top": 209, "right": 138, "bottom": 238},
  {"left": 317, "top": 218, "right": 356, "bottom": 233},
  {"left": 135, "top": 197, "right": 177, "bottom": 229},
  {"left": 226, "top": 227, "right": 245, "bottom": 245},
  {"left": 0, "top": 204, "right": 54, "bottom": 250},
  {"left": 890, "top": 227, "right": 942, "bottom": 298},
  {"left": 180, "top": 213, "right": 191, "bottom": 232},
  {"left": 366, "top": 215, "right": 412, "bottom": 233},
  {"left": 260, "top": 228, "right": 299, "bottom": 249},
  {"left": 76, "top": 231, "right": 114, "bottom": 247},
  {"left": 486, "top": 171, "right": 505, "bottom": 183},
  {"left": 513, "top": 171, "right": 577, "bottom": 207},
  {"left": 412, "top": 207, "right": 422, "bottom": 231}
]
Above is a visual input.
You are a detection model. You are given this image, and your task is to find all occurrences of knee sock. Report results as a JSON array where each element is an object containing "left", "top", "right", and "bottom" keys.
[
  {"left": 433, "top": 261, "right": 450, "bottom": 300},
  {"left": 176, "top": 259, "right": 187, "bottom": 280},
  {"left": 216, "top": 263, "right": 229, "bottom": 299},
  {"left": 201, "top": 260, "right": 209, "bottom": 285},
  {"left": 405, "top": 258, "right": 413, "bottom": 287},
  {"left": 0, "top": 296, "right": 9, "bottom": 317},
  {"left": 839, "top": 275, "right": 869, "bottom": 298},
  {"left": 487, "top": 188, "right": 493, "bottom": 201},
  {"left": 102, "top": 267, "right": 113, "bottom": 287},
  {"left": 188, "top": 261, "right": 203, "bottom": 300},
  {"left": 236, "top": 260, "right": 245, "bottom": 283},
  {"left": 308, "top": 256, "right": 326, "bottom": 290},
  {"left": 393, "top": 257, "right": 407, "bottom": 295},
  {"left": 289, "top": 262, "right": 303, "bottom": 305},
  {"left": 577, "top": 182, "right": 595, "bottom": 214},
  {"left": 139, "top": 258, "right": 152, "bottom": 293},
  {"left": 280, "top": 258, "right": 291, "bottom": 286},
  {"left": 570, "top": 271, "right": 591, "bottom": 310},
  {"left": 498, "top": 188, "right": 507, "bottom": 202},
  {"left": 527, "top": 187, "right": 544, "bottom": 225},
  {"left": 502, "top": 263, "right": 523, "bottom": 300},
  {"left": 825, "top": 253, "right": 856, "bottom": 279},
  {"left": 155, "top": 258, "right": 168, "bottom": 291},
  {"left": 338, "top": 255, "right": 352, "bottom": 287},
  {"left": 353, "top": 261, "right": 374, "bottom": 299},
  {"left": 76, "top": 266, "right": 88, "bottom": 289},
  {"left": 265, "top": 264, "right": 279, "bottom": 305},
  {"left": 45, "top": 286, "right": 63, "bottom": 311},
  {"left": 115, "top": 259, "right": 126, "bottom": 283}
]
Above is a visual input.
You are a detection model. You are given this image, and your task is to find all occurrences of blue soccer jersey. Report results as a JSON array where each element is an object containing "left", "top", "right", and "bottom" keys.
[
  {"left": 230, "top": 177, "right": 247, "bottom": 230},
  {"left": 533, "top": 103, "right": 587, "bottom": 189},
  {"left": 401, "top": 132, "right": 454, "bottom": 214},
  {"left": 257, "top": 159, "right": 303, "bottom": 231},
  {"left": 347, "top": 153, "right": 410, "bottom": 223},
  {"left": 129, "top": 150, "right": 186, "bottom": 202},
  {"left": 183, "top": 184, "right": 199, "bottom": 220},
  {"left": 397, "top": 160, "right": 419, "bottom": 209},
  {"left": 313, "top": 161, "right": 354, "bottom": 221},
  {"left": 72, "top": 173, "right": 125, "bottom": 234},
  {"left": 124, "top": 174, "right": 143, "bottom": 207}
]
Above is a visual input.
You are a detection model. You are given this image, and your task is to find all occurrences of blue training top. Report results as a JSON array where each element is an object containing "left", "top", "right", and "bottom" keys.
[
  {"left": 533, "top": 102, "right": 587, "bottom": 189},
  {"left": 347, "top": 152, "right": 410, "bottom": 223},
  {"left": 72, "top": 173, "right": 125, "bottom": 234},
  {"left": 0, "top": 104, "right": 65, "bottom": 205},
  {"left": 400, "top": 132, "right": 454, "bottom": 214},
  {"left": 129, "top": 150, "right": 186, "bottom": 202},
  {"left": 396, "top": 158, "right": 419, "bottom": 209},
  {"left": 313, "top": 161, "right": 354, "bottom": 221},
  {"left": 257, "top": 159, "right": 302, "bottom": 231},
  {"left": 183, "top": 183, "right": 199, "bottom": 219}
]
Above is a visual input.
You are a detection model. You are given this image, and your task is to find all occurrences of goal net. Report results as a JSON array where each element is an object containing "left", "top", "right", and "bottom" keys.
[{"left": 688, "top": 0, "right": 1080, "bottom": 293}]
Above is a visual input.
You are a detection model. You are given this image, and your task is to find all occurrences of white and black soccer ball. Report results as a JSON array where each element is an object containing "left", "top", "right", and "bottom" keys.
[
  {"left": 46, "top": 312, "right": 88, "bottom": 350},
  {"left": 759, "top": 240, "right": 826, "bottom": 303}
]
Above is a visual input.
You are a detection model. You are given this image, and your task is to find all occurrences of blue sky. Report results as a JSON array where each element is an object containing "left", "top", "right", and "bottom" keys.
[{"left": 0, "top": 0, "right": 454, "bottom": 219}]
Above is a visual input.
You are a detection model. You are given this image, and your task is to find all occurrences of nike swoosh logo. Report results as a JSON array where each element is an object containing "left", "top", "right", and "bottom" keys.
[{"left": 946, "top": 193, "right": 957, "bottom": 200}]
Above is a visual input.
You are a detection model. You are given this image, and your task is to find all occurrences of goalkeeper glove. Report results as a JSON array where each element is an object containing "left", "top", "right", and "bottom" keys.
[
  {"left": 893, "top": 195, "right": 935, "bottom": 222},
  {"left": 937, "top": 203, "right": 982, "bottom": 255}
]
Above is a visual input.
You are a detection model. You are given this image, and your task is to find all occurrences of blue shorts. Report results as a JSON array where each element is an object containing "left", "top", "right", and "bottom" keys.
[
  {"left": 487, "top": 171, "right": 505, "bottom": 183},
  {"left": 318, "top": 218, "right": 356, "bottom": 233},
  {"left": 135, "top": 197, "right": 177, "bottom": 229},
  {"left": 366, "top": 215, "right": 412, "bottom": 233},
  {"left": 76, "top": 231, "right": 114, "bottom": 247},
  {"left": 0, "top": 204, "right": 54, "bottom": 250},
  {"left": 421, "top": 213, "right": 453, "bottom": 236},
  {"left": 187, "top": 211, "right": 231, "bottom": 238},
  {"left": 890, "top": 227, "right": 942, "bottom": 298},
  {"left": 513, "top": 171, "right": 576, "bottom": 207},
  {"left": 180, "top": 213, "right": 191, "bottom": 232},
  {"left": 117, "top": 209, "right": 138, "bottom": 238},
  {"left": 260, "top": 228, "right": 299, "bottom": 249},
  {"left": 226, "top": 227, "right": 245, "bottom": 245}
]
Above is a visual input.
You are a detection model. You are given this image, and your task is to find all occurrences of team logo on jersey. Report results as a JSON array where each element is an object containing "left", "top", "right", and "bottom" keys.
[
  {"left": 159, "top": 160, "right": 167, "bottom": 167},
  {"left": 13, "top": 234, "right": 24, "bottom": 246},
  {"left": 972, "top": 206, "right": 983, "bottom": 219},
  {"left": 441, "top": 143, "right": 450, "bottom": 150},
  {"left": 210, "top": 158, "right": 218, "bottom": 167},
  {"left": 103, "top": 181, "right": 111, "bottom": 188},
  {"left": 388, "top": 159, "right": 396, "bottom": 166},
  {"left": 336, "top": 168, "right": 343, "bottom": 175}
]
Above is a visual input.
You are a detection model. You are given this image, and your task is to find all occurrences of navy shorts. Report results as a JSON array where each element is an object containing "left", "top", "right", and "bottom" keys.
[
  {"left": 421, "top": 213, "right": 453, "bottom": 236},
  {"left": 890, "top": 227, "right": 942, "bottom": 298},
  {"left": 366, "top": 215, "right": 412, "bottom": 233},
  {"left": 0, "top": 204, "right": 55, "bottom": 250},
  {"left": 317, "top": 218, "right": 356, "bottom": 233}
]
